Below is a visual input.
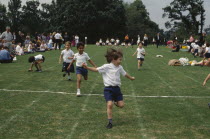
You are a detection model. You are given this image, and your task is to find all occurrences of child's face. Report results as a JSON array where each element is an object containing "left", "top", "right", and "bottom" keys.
[
  {"left": 65, "top": 44, "right": 70, "bottom": 49},
  {"left": 77, "top": 46, "right": 84, "bottom": 54},
  {"left": 138, "top": 44, "right": 142, "bottom": 48},
  {"left": 112, "top": 57, "right": 122, "bottom": 66}
]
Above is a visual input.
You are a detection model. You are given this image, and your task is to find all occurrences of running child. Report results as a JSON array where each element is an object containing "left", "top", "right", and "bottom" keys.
[
  {"left": 28, "top": 54, "right": 45, "bottom": 72},
  {"left": 82, "top": 48, "right": 135, "bottom": 129},
  {"left": 67, "top": 42, "right": 97, "bottom": 96},
  {"left": 59, "top": 41, "right": 74, "bottom": 81},
  {"left": 132, "top": 42, "right": 145, "bottom": 70}
]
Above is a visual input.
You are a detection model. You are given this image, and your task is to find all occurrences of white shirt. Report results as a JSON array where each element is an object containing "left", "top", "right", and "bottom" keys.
[
  {"left": 16, "top": 45, "right": 21, "bottom": 53},
  {"left": 97, "top": 63, "right": 127, "bottom": 87},
  {"left": 206, "top": 47, "right": 210, "bottom": 53},
  {"left": 61, "top": 49, "right": 74, "bottom": 63},
  {"left": 73, "top": 52, "right": 90, "bottom": 67},
  {"left": 54, "top": 33, "right": 62, "bottom": 39},
  {"left": 193, "top": 44, "right": 199, "bottom": 49},
  {"left": 137, "top": 47, "right": 145, "bottom": 58},
  {"left": 35, "top": 54, "right": 43, "bottom": 61},
  {"left": 28, "top": 44, "right": 33, "bottom": 52}
]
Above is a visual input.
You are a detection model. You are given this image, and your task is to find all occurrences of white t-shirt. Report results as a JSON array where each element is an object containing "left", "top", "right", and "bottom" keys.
[
  {"left": 206, "top": 47, "right": 210, "bottom": 53},
  {"left": 97, "top": 63, "right": 127, "bottom": 87},
  {"left": 61, "top": 49, "right": 74, "bottom": 63},
  {"left": 16, "top": 45, "right": 21, "bottom": 53},
  {"left": 28, "top": 44, "right": 33, "bottom": 52},
  {"left": 137, "top": 47, "right": 145, "bottom": 58},
  {"left": 73, "top": 52, "right": 90, "bottom": 67},
  {"left": 54, "top": 33, "right": 62, "bottom": 39},
  {"left": 35, "top": 54, "right": 43, "bottom": 61},
  {"left": 193, "top": 44, "right": 199, "bottom": 49}
]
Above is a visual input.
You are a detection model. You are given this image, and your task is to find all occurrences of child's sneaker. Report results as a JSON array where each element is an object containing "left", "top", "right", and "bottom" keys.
[
  {"left": 106, "top": 122, "right": 113, "bottom": 129},
  {"left": 76, "top": 89, "right": 81, "bottom": 97}
]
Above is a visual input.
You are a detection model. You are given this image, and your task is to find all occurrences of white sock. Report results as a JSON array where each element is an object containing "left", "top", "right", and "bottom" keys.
[
  {"left": 77, "top": 89, "right": 80, "bottom": 92},
  {"left": 68, "top": 76, "right": 71, "bottom": 79}
]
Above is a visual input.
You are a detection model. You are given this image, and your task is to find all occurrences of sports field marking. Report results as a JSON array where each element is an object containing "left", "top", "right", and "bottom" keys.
[
  {"left": 66, "top": 75, "right": 100, "bottom": 139},
  {"left": 1, "top": 88, "right": 210, "bottom": 98}
]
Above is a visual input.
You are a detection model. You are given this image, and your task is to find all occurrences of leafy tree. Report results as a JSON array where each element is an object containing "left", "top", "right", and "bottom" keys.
[
  {"left": 0, "top": 3, "right": 9, "bottom": 32},
  {"left": 125, "top": 0, "right": 159, "bottom": 40},
  {"left": 20, "top": 0, "right": 42, "bottom": 34},
  {"left": 8, "top": 0, "right": 22, "bottom": 32},
  {"left": 163, "top": 0, "right": 206, "bottom": 35}
]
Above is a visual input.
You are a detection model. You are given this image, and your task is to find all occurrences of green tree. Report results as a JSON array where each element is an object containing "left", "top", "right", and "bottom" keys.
[
  {"left": 125, "top": 0, "right": 159, "bottom": 40},
  {"left": 163, "top": 0, "right": 206, "bottom": 35},
  {"left": 8, "top": 0, "right": 22, "bottom": 32},
  {"left": 0, "top": 3, "right": 9, "bottom": 32},
  {"left": 20, "top": 0, "right": 42, "bottom": 34}
]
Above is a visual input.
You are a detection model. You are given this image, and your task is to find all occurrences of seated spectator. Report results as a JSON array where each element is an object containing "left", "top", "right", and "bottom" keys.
[
  {"left": 172, "top": 41, "right": 180, "bottom": 52},
  {"left": 15, "top": 43, "right": 24, "bottom": 55},
  {"left": 0, "top": 46, "right": 14, "bottom": 63},
  {"left": 48, "top": 37, "right": 54, "bottom": 50}
]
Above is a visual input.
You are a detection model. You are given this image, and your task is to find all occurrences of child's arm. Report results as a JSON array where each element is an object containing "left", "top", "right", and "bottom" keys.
[
  {"left": 203, "top": 74, "right": 210, "bottom": 86},
  {"left": 88, "top": 59, "right": 97, "bottom": 68},
  {"left": 132, "top": 51, "right": 137, "bottom": 56},
  {"left": 125, "top": 73, "right": 135, "bottom": 80},
  {"left": 68, "top": 55, "right": 74, "bottom": 60},
  {"left": 82, "top": 63, "right": 98, "bottom": 72},
  {"left": 67, "top": 60, "right": 75, "bottom": 70},
  {"left": 59, "top": 54, "right": 63, "bottom": 64}
]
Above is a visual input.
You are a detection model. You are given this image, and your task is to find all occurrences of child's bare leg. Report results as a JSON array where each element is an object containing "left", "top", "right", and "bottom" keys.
[
  {"left": 35, "top": 63, "right": 39, "bottom": 70},
  {"left": 28, "top": 63, "right": 34, "bottom": 71},
  {"left": 37, "top": 63, "right": 42, "bottom": 70},
  {"left": 107, "top": 101, "right": 113, "bottom": 119},
  {"left": 114, "top": 101, "right": 124, "bottom": 108},
  {"left": 138, "top": 60, "right": 141, "bottom": 69},
  {"left": 203, "top": 74, "right": 210, "bottom": 86},
  {"left": 77, "top": 74, "right": 82, "bottom": 89}
]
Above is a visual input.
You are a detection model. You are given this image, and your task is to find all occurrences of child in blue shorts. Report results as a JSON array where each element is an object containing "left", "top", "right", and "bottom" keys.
[
  {"left": 67, "top": 42, "right": 97, "bottom": 96},
  {"left": 82, "top": 48, "right": 135, "bottom": 129}
]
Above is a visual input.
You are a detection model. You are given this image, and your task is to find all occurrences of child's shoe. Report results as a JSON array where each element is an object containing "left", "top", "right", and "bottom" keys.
[
  {"left": 106, "top": 122, "right": 113, "bottom": 129},
  {"left": 76, "top": 89, "right": 81, "bottom": 97}
]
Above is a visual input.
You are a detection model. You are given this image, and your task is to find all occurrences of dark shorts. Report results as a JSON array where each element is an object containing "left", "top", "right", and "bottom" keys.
[
  {"left": 205, "top": 53, "right": 210, "bottom": 58},
  {"left": 76, "top": 67, "right": 88, "bottom": 76},
  {"left": 104, "top": 86, "right": 123, "bottom": 102},
  {"left": 137, "top": 58, "right": 144, "bottom": 61},
  {"left": 62, "top": 62, "right": 74, "bottom": 73}
]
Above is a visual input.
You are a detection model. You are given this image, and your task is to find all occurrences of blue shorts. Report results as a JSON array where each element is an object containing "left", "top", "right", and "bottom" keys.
[
  {"left": 104, "top": 86, "right": 123, "bottom": 102},
  {"left": 62, "top": 62, "right": 75, "bottom": 73},
  {"left": 76, "top": 67, "right": 88, "bottom": 76}
]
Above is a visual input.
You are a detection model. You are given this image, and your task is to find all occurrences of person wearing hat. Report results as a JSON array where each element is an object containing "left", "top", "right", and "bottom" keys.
[{"left": 0, "top": 26, "right": 13, "bottom": 52}]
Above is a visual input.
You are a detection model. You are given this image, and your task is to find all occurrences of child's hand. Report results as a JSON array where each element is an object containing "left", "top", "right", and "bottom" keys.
[
  {"left": 203, "top": 81, "right": 206, "bottom": 86},
  {"left": 82, "top": 63, "right": 87, "bottom": 68}
]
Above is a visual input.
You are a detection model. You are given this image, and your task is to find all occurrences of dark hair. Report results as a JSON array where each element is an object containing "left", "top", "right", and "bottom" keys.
[
  {"left": 77, "top": 42, "right": 84, "bottom": 49},
  {"left": 206, "top": 43, "right": 210, "bottom": 47},
  {"left": 3, "top": 46, "right": 9, "bottom": 50},
  {"left": 105, "top": 48, "right": 123, "bottom": 63},
  {"left": 28, "top": 56, "right": 35, "bottom": 63}
]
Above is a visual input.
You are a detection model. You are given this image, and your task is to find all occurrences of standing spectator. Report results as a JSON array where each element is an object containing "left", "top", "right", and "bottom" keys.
[
  {"left": 54, "top": 32, "right": 62, "bottom": 50},
  {"left": 75, "top": 35, "right": 79, "bottom": 47},
  {"left": 137, "top": 35, "right": 141, "bottom": 45},
  {"left": 13, "top": 32, "right": 16, "bottom": 43},
  {"left": 124, "top": 34, "right": 129, "bottom": 46},
  {"left": 155, "top": 33, "right": 161, "bottom": 48},
  {"left": 63, "top": 32, "right": 70, "bottom": 43},
  {"left": 143, "top": 34, "right": 148, "bottom": 47},
  {"left": 0, "top": 26, "right": 13, "bottom": 52}
]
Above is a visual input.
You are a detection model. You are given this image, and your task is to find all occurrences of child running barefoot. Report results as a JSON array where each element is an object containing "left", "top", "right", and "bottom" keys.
[
  {"left": 28, "top": 54, "right": 45, "bottom": 72},
  {"left": 132, "top": 42, "right": 145, "bottom": 70},
  {"left": 67, "top": 42, "right": 97, "bottom": 96},
  {"left": 82, "top": 48, "right": 135, "bottom": 129},
  {"left": 59, "top": 41, "right": 74, "bottom": 81}
]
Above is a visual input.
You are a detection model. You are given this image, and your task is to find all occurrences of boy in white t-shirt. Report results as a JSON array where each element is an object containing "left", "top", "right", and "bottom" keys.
[
  {"left": 82, "top": 48, "right": 135, "bottom": 129},
  {"left": 59, "top": 41, "right": 74, "bottom": 80},
  {"left": 28, "top": 54, "right": 45, "bottom": 72},
  {"left": 132, "top": 42, "right": 145, "bottom": 70},
  {"left": 67, "top": 42, "right": 97, "bottom": 96}
]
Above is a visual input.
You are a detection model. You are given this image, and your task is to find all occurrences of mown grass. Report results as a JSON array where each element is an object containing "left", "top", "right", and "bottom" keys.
[{"left": 0, "top": 45, "right": 210, "bottom": 138}]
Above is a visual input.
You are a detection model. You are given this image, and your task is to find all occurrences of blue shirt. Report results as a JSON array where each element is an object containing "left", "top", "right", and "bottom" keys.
[{"left": 0, "top": 50, "right": 11, "bottom": 60}]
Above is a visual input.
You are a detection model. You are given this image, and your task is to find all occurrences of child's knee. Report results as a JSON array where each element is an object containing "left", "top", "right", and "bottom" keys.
[{"left": 107, "top": 104, "right": 113, "bottom": 109}]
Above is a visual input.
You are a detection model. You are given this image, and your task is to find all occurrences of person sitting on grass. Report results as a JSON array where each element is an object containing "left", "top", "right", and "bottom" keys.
[
  {"left": 0, "top": 46, "right": 14, "bottom": 63},
  {"left": 171, "top": 41, "right": 180, "bottom": 52},
  {"left": 82, "top": 48, "right": 135, "bottom": 129},
  {"left": 28, "top": 54, "right": 45, "bottom": 72}
]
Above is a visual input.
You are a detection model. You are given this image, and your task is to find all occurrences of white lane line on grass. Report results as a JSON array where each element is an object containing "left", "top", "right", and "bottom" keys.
[
  {"left": 66, "top": 76, "right": 100, "bottom": 139},
  {"left": 1, "top": 89, "right": 210, "bottom": 98},
  {"left": 0, "top": 99, "right": 39, "bottom": 131}
]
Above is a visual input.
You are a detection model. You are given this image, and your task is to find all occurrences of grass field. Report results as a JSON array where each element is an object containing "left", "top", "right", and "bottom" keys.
[{"left": 0, "top": 45, "right": 210, "bottom": 138}]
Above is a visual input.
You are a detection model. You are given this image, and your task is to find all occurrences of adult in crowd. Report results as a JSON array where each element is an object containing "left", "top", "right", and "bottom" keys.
[
  {"left": 63, "top": 32, "right": 70, "bottom": 43},
  {"left": 155, "top": 33, "right": 161, "bottom": 48},
  {"left": 0, "top": 46, "right": 14, "bottom": 63},
  {"left": 143, "top": 34, "right": 148, "bottom": 47},
  {"left": 0, "top": 26, "right": 13, "bottom": 52},
  {"left": 54, "top": 32, "right": 62, "bottom": 50}
]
